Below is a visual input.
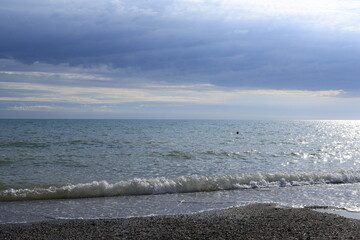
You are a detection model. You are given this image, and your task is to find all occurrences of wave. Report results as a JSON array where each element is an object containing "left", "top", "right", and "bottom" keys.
[
  {"left": 0, "top": 139, "right": 108, "bottom": 148},
  {"left": 1, "top": 170, "right": 360, "bottom": 202},
  {"left": 0, "top": 141, "right": 50, "bottom": 148}
]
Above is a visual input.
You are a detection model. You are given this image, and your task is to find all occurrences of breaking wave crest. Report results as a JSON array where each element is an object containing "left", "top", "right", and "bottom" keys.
[{"left": 1, "top": 170, "right": 360, "bottom": 202}]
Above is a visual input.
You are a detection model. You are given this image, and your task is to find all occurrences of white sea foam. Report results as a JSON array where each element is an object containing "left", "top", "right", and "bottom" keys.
[{"left": 1, "top": 170, "right": 360, "bottom": 202}]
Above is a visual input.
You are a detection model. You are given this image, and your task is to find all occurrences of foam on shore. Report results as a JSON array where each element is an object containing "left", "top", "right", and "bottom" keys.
[{"left": 1, "top": 170, "right": 360, "bottom": 201}]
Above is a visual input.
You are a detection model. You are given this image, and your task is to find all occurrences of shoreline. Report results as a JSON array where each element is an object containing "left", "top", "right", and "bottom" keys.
[{"left": 1, "top": 203, "right": 360, "bottom": 239}]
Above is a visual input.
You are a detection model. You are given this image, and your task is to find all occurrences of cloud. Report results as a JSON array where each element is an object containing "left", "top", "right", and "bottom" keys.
[
  {"left": 0, "top": 81, "right": 345, "bottom": 107},
  {"left": 7, "top": 104, "right": 117, "bottom": 113},
  {"left": 1, "top": 0, "right": 360, "bottom": 91},
  {"left": 8, "top": 105, "right": 61, "bottom": 111},
  {"left": 0, "top": 71, "right": 111, "bottom": 81},
  {"left": 2, "top": 79, "right": 353, "bottom": 119},
  {"left": 204, "top": 0, "right": 360, "bottom": 28},
  {"left": 1, "top": 0, "right": 360, "bottom": 119}
]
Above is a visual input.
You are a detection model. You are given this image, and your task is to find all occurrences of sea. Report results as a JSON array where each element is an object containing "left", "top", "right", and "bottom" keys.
[{"left": 0, "top": 119, "right": 360, "bottom": 223}]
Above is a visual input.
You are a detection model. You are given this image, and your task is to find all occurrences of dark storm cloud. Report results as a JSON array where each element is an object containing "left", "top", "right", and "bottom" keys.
[{"left": 1, "top": 0, "right": 360, "bottom": 91}]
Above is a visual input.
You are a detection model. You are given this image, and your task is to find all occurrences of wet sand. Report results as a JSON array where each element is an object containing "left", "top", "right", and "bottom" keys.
[{"left": 1, "top": 203, "right": 360, "bottom": 239}]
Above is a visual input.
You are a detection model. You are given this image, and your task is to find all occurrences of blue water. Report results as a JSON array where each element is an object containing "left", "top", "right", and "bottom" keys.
[{"left": 0, "top": 119, "right": 360, "bottom": 222}]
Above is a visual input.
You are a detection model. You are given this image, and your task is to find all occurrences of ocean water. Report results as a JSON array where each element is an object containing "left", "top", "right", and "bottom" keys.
[{"left": 0, "top": 119, "right": 360, "bottom": 223}]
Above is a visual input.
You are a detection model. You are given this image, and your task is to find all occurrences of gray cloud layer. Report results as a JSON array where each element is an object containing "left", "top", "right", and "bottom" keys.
[{"left": 1, "top": 0, "right": 360, "bottom": 92}]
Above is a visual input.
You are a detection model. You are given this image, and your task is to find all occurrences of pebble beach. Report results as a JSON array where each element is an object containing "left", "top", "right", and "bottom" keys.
[{"left": 1, "top": 204, "right": 360, "bottom": 239}]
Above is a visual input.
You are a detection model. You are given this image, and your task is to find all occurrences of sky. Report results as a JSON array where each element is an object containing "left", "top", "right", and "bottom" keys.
[{"left": 1, "top": 0, "right": 360, "bottom": 119}]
